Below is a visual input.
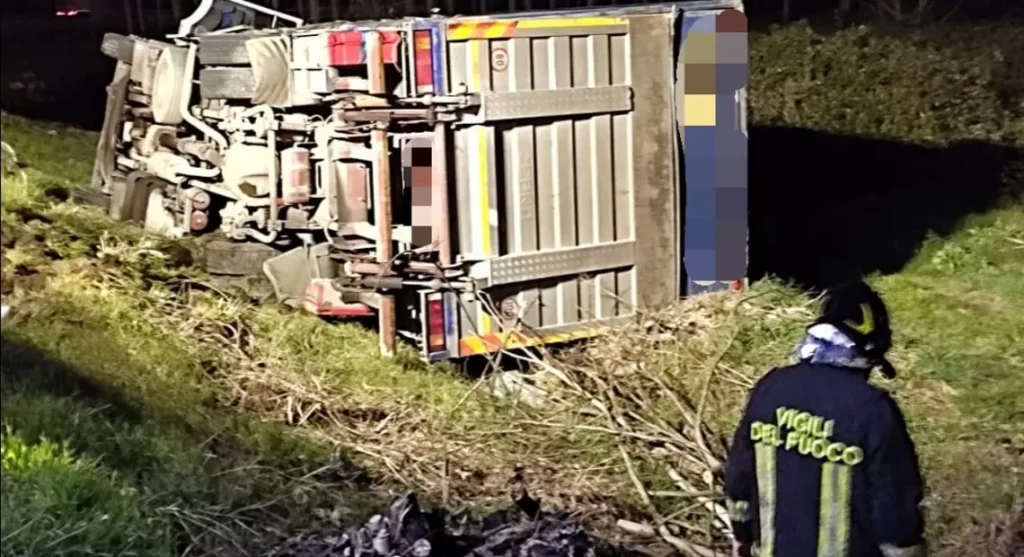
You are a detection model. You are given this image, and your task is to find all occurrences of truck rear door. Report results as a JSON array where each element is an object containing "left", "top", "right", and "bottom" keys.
[{"left": 440, "top": 2, "right": 747, "bottom": 358}]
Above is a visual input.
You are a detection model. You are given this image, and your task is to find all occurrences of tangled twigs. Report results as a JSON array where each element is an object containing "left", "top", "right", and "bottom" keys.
[
  {"left": 513, "top": 348, "right": 726, "bottom": 554},
  {"left": 503, "top": 293, "right": 794, "bottom": 554}
]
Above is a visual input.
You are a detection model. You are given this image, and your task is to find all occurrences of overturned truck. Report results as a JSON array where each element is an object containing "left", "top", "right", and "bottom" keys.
[{"left": 86, "top": 0, "right": 749, "bottom": 360}]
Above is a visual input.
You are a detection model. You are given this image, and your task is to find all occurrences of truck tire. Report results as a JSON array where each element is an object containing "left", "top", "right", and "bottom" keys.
[
  {"left": 151, "top": 47, "right": 189, "bottom": 125},
  {"left": 204, "top": 240, "right": 281, "bottom": 277}
]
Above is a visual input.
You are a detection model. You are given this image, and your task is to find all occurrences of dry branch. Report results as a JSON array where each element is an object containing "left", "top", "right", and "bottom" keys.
[
  {"left": 508, "top": 290, "right": 806, "bottom": 551},
  {"left": 42, "top": 222, "right": 810, "bottom": 553}
]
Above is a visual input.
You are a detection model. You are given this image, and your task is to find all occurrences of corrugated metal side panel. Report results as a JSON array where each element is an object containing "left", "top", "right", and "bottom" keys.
[
  {"left": 609, "top": 31, "right": 637, "bottom": 319},
  {"left": 449, "top": 15, "right": 656, "bottom": 344}
]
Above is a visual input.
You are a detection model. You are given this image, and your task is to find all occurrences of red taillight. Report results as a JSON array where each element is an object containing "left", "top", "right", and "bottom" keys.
[
  {"left": 327, "top": 31, "right": 362, "bottom": 66},
  {"left": 730, "top": 280, "right": 744, "bottom": 292},
  {"left": 327, "top": 30, "right": 400, "bottom": 67},
  {"left": 427, "top": 298, "right": 445, "bottom": 352},
  {"left": 413, "top": 30, "right": 434, "bottom": 95}
]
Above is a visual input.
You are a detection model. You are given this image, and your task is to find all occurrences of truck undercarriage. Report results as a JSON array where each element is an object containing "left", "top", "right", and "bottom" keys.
[{"left": 83, "top": 0, "right": 749, "bottom": 360}]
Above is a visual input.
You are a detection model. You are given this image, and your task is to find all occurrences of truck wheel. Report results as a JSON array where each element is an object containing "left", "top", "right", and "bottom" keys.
[
  {"left": 204, "top": 240, "right": 281, "bottom": 277},
  {"left": 151, "top": 47, "right": 188, "bottom": 125}
]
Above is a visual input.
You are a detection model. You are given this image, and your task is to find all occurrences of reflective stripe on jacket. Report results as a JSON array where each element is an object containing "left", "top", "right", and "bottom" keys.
[{"left": 724, "top": 363, "right": 926, "bottom": 557}]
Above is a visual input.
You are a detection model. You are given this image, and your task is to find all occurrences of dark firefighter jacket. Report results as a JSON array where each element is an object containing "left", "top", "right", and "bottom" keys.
[{"left": 723, "top": 362, "right": 926, "bottom": 557}]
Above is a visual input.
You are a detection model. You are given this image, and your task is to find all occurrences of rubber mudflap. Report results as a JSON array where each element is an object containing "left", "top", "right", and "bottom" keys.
[
  {"left": 107, "top": 176, "right": 134, "bottom": 221},
  {"left": 110, "top": 172, "right": 164, "bottom": 224}
]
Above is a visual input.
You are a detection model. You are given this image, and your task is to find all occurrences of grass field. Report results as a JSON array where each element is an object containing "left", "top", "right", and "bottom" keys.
[{"left": 1, "top": 108, "right": 1022, "bottom": 556}]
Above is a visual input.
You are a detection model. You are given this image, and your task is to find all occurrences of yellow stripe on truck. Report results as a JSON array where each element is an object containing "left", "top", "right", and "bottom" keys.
[
  {"left": 477, "top": 122, "right": 492, "bottom": 337},
  {"left": 467, "top": 39, "right": 493, "bottom": 336},
  {"left": 447, "top": 21, "right": 516, "bottom": 41},
  {"left": 515, "top": 16, "right": 625, "bottom": 28},
  {"left": 458, "top": 327, "right": 609, "bottom": 357},
  {"left": 482, "top": 22, "right": 515, "bottom": 39},
  {"left": 447, "top": 17, "right": 626, "bottom": 41}
]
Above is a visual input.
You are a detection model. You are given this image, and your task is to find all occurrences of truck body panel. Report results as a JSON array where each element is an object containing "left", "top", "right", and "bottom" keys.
[
  {"left": 444, "top": 11, "right": 674, "bottom": 357},
  {"left": 87, "top": 0, "right": 748, "bottom": 361}
]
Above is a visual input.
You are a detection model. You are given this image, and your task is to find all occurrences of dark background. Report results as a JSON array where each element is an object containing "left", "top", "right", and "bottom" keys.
[{"left": 3, "top": 0, "right": 1019, "bottom": 128}]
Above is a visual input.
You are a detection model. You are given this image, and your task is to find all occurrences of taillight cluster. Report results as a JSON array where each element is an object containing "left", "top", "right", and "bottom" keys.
[
  {"left": 413, "top": 30, "right": 435, "bottom": 95},
  {"left": 426, "top": 298, "right": 446, "bottom": 352}
]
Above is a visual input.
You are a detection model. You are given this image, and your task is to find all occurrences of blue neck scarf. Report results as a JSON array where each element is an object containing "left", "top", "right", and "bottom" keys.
[{"left": 794, "top": 323, "right": 874, "bottom": 370}]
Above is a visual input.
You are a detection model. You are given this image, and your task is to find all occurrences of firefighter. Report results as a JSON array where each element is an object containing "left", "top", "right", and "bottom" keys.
[{"left": 724, "top": 280, "right": 926, "bottom": 557}]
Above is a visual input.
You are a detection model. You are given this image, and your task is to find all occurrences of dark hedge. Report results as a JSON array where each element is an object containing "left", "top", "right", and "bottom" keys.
[{"left": 749, "top": 22, "right": 1024, "bottom": 145}]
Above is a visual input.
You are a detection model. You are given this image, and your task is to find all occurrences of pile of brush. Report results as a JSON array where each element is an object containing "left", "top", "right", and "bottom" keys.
[{"left": 506, "top": 287, "right": 816, "bottom": 556}]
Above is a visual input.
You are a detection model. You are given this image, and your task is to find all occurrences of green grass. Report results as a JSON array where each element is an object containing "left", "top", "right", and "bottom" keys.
[
  {"left": 874, "top": 209, "right": 1024, "bottom": 547},
  {"left": 1, "top": 427, "right": 174, "bottom": 555},
  {"left": 0, "top": 257, "right": 388, "bottom": 553},
  {"left": 0, "top": 115, "right": 95, "bottom": 212},
  {"left": 0, "top": 114, "right": 622, "bottom": 554},
  {"left": 0, "top": 116, "right": 391, "bottom": 555}
]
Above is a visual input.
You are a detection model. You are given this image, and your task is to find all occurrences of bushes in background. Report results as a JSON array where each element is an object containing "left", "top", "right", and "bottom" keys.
[
  {"left": 749, "top": 22, "right": 1024, "bottom": 145},
  {"left": 745, "top": 21, "right": 1023, "bottom": 286}
]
